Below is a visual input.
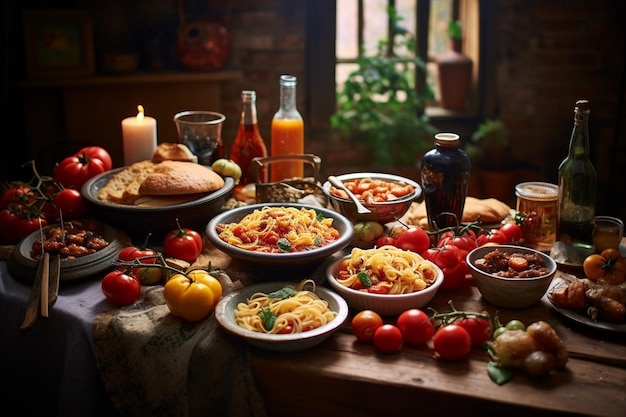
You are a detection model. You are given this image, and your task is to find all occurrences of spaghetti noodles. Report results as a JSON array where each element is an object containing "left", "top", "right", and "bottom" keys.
[
  {"left": 336, "top": 245, "right": 438, "bottom": 294},
  {"left": 234, "top": 279, "right": 337, "bottom": 334},
  {"left": 215, "top": 206, "right": 340, "bottom": 253}
]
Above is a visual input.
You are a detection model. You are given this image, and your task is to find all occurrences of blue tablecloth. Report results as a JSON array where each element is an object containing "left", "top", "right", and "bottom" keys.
[{"left": 0, "top": 262, "right": 119, "bottom": 417}]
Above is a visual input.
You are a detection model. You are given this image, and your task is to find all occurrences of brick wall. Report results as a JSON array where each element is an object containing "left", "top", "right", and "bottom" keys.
[{"left": 218, "top": 0, "right": 624, "bottom": 217}]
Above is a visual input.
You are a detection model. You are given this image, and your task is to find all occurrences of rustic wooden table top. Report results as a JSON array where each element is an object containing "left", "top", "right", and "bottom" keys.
[{"left": 249, "top": 270, "right": 626, "bottom": 417}]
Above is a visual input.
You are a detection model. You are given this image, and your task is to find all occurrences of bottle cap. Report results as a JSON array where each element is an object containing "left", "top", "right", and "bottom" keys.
[{"left": 434, "top": 132, "right": 460, "bottom": 147}]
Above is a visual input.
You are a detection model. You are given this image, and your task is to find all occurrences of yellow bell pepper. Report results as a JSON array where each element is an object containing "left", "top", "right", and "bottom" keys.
[{"left": 163, "top": 269, "right": 223, "bottom": 322}]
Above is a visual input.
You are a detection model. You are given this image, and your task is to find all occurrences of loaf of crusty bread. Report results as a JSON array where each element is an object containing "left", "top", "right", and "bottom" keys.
[
  {"left": 138, "top": 160, "right": 224, "bottom": 196},
  {"left": 152, "top": 143, "right": 198, "bottom": 163},
  {"left": 98, "top": 160, "right": 157, "bottom": 204}
]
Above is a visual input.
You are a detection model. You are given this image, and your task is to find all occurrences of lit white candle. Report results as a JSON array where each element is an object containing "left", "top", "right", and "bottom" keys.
[{"left": 122, "top": 105, "right": 157, "bottom": 165}]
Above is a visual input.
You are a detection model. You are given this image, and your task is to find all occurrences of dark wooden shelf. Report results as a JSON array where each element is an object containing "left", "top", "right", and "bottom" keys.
[{"left": 15, "top": 70, "right": 243, "bottom": 89}]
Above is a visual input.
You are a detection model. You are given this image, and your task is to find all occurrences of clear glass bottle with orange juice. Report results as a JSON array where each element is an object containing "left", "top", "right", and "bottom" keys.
[{"left": 270, "top": 75, "right": 304, "bottom": 182}]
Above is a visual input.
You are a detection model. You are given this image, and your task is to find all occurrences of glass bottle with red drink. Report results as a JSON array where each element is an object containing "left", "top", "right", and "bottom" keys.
[
  {"left": 270, "top": 75, "right": 304, "bottom": 182},
  {"left": 230, "top": 90, "right": 267, "bottom": 185}
]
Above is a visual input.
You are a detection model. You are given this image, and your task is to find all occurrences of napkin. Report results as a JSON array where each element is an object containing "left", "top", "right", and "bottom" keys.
[{"left": 93, "top": 238, "right": 267, "bottom": 417}]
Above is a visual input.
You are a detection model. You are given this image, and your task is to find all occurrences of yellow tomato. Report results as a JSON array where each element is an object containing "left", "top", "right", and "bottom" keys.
[
  {"left": 163, "top": 270, "right": 223, "bottom": 322},
  {"left": 211, "top": 159, "right": 242, "bottom": 180}
]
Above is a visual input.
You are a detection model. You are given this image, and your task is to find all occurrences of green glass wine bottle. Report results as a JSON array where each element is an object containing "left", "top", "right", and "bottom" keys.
[{"left": 556, "top": 99, "right": 597, "bottom": 250}]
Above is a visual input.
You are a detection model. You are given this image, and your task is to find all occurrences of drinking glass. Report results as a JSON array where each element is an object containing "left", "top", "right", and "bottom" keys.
[
  {"left": 173, "top": 111, "right": 225, "bottom": 165},
  {"left": 592, "top": 216, "right": 624, "bottom": 253}
]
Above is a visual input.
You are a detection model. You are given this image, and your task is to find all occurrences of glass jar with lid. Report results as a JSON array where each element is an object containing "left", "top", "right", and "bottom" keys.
[{"left": 515, "top": 182, "right": 558, "bottom": 251}]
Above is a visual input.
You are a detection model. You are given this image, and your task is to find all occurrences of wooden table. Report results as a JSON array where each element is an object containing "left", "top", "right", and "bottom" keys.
[{"left": 249, "top": 274, "right": 626, "bottom": 417}]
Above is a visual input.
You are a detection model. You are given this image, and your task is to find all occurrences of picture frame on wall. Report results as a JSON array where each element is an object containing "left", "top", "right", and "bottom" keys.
[{"left": 23, "top": 9, "right": 95, "bottom": 78}]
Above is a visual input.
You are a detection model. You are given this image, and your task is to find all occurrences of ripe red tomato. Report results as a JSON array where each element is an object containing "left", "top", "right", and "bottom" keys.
[
  {"left": 54, "top": 146, "right": 112, "bottom": 190},
  {"left": 351, "top": 310, "right": 384, "bottom": 342},
  {"left": 476, "top": 229, "right": 508, "bottom": 246},
  {"left": 0, "top": 183, "right": 34, "bottom": 210},
  {"left": 454, "top": 317, "right": 492, "bottom": 347},
  {"left": 396, "top": 309, "right": 434, "bottom": 345},
  {"left": 163, "top": 224, "right": 203, "bottom": 263},
  {"left": 376, "top": 234, "right": 397, "bottom": 248},
  {"left": 422, "top": 244, "right": 468, "bottom": 291},
  {"left": 499, "top": 223, "right": 523, "bottom": 243},
  {"left": 101, "top": 270, "right": 141, "bottom": 306},
  {"left": 53, "top": 188, "right": 89, "bottom": 220},
  {"left": 373, "top": 324, "right": 404, "bottom": 353},
  {"left": 16, "top": 216, "right": 48, "bottom": 241},
  {"left": 395, "top": 227, "right": 430, "bottom": 254},
  {"left": 433, "top": 324, "right": 472, "bottom": 360},
  {"left": 118, "top": 245, "right": 161, "bottom": 285}
]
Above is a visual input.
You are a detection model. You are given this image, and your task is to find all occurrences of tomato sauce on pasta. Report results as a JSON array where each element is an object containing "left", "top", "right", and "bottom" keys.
[
  {"left": 215, "top": 206, "right": 340, "bottom": 253},
  {"left": 337, "top": 245, "right": 438, "bottom": 294}
]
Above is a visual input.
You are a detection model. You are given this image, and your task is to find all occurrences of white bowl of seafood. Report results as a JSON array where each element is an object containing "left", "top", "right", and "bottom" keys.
[
  {"left": 326, "top": 245, "right": 443, "bottom": 316},
  {"left": 214, "top": 280, "right": 349, "bottom": 351}
]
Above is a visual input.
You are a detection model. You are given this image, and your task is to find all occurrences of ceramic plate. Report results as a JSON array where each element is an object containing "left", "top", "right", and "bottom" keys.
[
  {"left": 7, "top": 220, "right": 126, "bottom": 282},
  {"left": 546, "top": 276, "right": 626, "bottom": 333}
]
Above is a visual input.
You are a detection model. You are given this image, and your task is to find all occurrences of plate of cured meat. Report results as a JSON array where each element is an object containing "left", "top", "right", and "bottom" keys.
[
  {"left": 7, "top": 219, "right": 127, "bottom": 281},
  {"left": 546, "top": 274, "right": 626, "bottom": 333}
]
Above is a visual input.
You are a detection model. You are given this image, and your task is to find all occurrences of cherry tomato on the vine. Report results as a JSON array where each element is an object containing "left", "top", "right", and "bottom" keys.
[
  {"left": 499, "top": 223, "right": 523, "bottom": 243},
  {"left": 101, "top": 270, "right": 141, "bottom": 306},
  {"left": 433, "top": 324, "right": 472, "bottom": 360},
  {"left": 422, "top": 244, "right": 468, "bottom": 291},
  {"left": 454, "top": 316, "right": 492, "bottom": 346},
  {"left": 118, "top": 244, "right": 161, "bottom": 285},
  {"left": 395, "top": 227, "right": 430, "bottom": 254},
  {"left": 376, "top": 234, "right": 397, "bottom": 248},
  {"left": 351, "top": 309, "right": 384, "bottom": 342},
  {"left": 53, "top": 188, "right": 89, "bottom": 220},
  {"left": 373, "top": 324, "right": 404, "bottom": 353},
  {"left": 396, "top": 309, "right": 434, "bottom": 345},
  {"left": 16, "top": 216, "right": 48, "bottom": 241}
]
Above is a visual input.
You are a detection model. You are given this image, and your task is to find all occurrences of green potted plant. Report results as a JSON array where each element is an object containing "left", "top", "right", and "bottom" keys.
[{"left": 330, "top": 7, "right": 438, "bottom": 169}]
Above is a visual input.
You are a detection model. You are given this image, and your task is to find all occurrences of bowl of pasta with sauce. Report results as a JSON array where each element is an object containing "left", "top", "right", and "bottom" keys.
[
  {"left": 214, "top": 280, "right": 349, "bottom": 352},
  {"left": 326, "top": 245, "right": 444, "bottom": 316},
  {"left": 206, "top": 203, "right": 354, "bottom": 279},
  {"left": 322, "top": 172, "right": 422, "bottom": 224}
]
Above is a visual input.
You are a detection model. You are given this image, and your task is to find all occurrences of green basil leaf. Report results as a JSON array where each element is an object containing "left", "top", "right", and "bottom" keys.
[
  {"left": 357, "top": 271, "right": 372, "bottom": 287},
  {"left": 277, "top": 238, "right": 292, "bottom": 253},
  {"left": 258, "top": 307, "right": 276, "bottom": 331},
  {"left": 487, "top": 361, "right": 515, "bottom": 385},
  {"left": 268, "top": 286, "right": 297, "bottom": 299}
]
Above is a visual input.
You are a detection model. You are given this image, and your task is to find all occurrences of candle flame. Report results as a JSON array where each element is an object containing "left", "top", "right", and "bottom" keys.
[{"left": 136, "top": 105, "right": 145, "bottom": 121}]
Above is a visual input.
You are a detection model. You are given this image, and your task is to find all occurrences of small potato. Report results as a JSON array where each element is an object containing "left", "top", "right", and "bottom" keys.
[{"left": 491, "top": 329, "right": 537, "bottom": 368}]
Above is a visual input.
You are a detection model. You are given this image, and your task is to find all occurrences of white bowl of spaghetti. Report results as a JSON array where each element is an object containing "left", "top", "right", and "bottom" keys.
[
  {"left": 215, "top": 280, "right": 349, "bottom": 352},
  {"left": 206, "top": 203, "right": 353, "bottom": 279},
  {"left": 326, "top": 245, "right": 444, "bottom": 316}
]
